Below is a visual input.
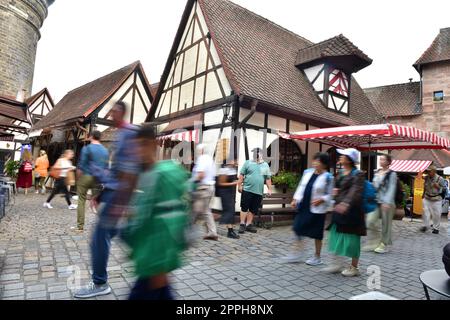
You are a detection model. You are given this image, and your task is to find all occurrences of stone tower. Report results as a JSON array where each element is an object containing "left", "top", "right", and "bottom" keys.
[{"left": 0, "top": 0, "right": 54, "bottom": 100}]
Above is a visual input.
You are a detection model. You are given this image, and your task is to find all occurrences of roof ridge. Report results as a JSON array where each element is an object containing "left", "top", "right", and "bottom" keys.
[
  {"left": 66, "top": 60, "right": 140, "bottom": 95},
  {"left": 223, "top": 0, "right": 314, "bottom": 45},
  {"left": 364, "top": 81, "right": 420, "bottom": 91}
]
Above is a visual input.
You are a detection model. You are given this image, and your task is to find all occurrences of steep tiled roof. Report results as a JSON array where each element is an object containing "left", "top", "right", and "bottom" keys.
[
  {"left": 197, "top": 0, "right": 381, "bottom": 125},
  {"left": 364, "top": 82, "right": 421, "bottom": 117},
  {"left": 414, "top": 27, "right": 450, "bottom": 72},
  {"left": 392, "top": 149, "right": 450, "bottom": 169},
  {"left": 32, "top": 61, "right": 141, "bottom": 130},
  {"left": 295, "top": 34, "right": 372, "bottom": 73},
  {"left": 0, "top": 96, "right": 29, "bottom": 122},
  {"left": 150, "top": 83, "right": 160, "bottom": 98},
  {"left": 25, "top": 88, "right": 55, "bottom": 108}
]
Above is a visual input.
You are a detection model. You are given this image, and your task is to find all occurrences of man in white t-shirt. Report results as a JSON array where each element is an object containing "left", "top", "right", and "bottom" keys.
[{"left": 192, "top": 144, "right": 218, "bottom": 241}]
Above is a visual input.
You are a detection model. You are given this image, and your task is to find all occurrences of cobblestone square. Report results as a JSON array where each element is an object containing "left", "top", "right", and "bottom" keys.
[{"left": 0, "top": 194, "right": 449, "bottom": 300}]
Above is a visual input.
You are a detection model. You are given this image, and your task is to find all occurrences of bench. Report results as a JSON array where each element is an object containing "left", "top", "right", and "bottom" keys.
[{"left": 256, "top": 193, "right": 295, "bottom": 228}]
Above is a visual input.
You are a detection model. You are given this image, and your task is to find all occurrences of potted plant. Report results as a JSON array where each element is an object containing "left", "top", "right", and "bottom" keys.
[
  {"left": 394, "top": 181, "right": 411, "bottom": 220},
  {"left": 4, "top": 160, "right": 20, "bottom": 181},
  {"left": 271, "top": 171, "right": 300, "bottom": 191}
]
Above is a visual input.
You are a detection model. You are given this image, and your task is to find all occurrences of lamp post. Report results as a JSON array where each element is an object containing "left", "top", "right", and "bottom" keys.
[{"left": 222, "top": 103, "right": 234, "bottom": 122}]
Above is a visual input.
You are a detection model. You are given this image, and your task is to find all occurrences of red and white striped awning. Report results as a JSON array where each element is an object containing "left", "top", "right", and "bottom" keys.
[
  {"left": 157, "top": 129, "right": 199, "bottom": 144},
  {"left": 389, "top": 160, "right": 432, "bottom": 173},
  {"left": 279, "top": 124, "right": 450, "bottom": 151}
]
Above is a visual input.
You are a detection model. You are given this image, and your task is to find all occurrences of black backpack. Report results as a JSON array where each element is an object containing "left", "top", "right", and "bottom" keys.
[{"left": 382, "top": 170, "right": 405, "bottom": 208}]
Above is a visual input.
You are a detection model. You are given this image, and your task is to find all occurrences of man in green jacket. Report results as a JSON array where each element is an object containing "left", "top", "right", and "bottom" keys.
[{"left": 122, "top": 123, "right": 190, "bottom": 300}]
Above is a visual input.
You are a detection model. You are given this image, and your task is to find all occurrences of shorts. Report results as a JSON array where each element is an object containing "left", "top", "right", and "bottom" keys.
[{"left": 240, "top": 190, "right": 262, "bottom": 215}]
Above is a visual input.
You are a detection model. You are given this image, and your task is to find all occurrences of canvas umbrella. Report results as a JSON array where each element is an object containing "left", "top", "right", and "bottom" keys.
[{"left": 279, "top": 123, "right": 450, "bottom": 175}]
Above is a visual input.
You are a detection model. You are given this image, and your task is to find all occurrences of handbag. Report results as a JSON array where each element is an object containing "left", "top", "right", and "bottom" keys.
[
  {"left": 66, "top": 171, "right": 76, "bottom": 186},
  {"left": 49, "top": 166, "right": 61, "bottom": 179}
]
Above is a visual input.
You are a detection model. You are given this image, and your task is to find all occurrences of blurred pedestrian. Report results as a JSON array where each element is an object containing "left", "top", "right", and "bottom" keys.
[
  {"left": 16, "top": 149, "right": 33, "bottom": 195},
  {"left": 237, "top": 148, "right": 272, "bottom": 234},
  {"left": 191, "top": 144, "right": 218, "bottom": 241},
  {"left": 43, "top": 149, "right": 77, "bottom": 210},
  {"left": 217, "top": 159, "right": 240, "bottom": 239},
  {"left": 122, "top": 123, "right": 190, "bottom": 300},
  {"left": 322, "top": 149, "right": 366, "bottom": 277},
  {"left": 75, "top": 130, "right": 109, "bottom": 233},
  {"left": 34, "top": 150, "right": 49, "bottom": 194},
  {"left": 370, "top": 154, "right": 397, "bottom": 253},
  {"left": 421, "top": 164, "right": 446, "bottom": 234},
  {"left": 281, "top": 153, "right": 333, "bottom": 265},
  {"left": 74, "top": 101, "right": 140, "bottom": 299}
]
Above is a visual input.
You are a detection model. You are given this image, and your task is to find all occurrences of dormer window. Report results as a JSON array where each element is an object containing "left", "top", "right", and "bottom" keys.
[
  {"left": 304, "top": 64, "right": 350, "bottom": 114},
  {"left": 295, "top": 34, "right": 373, "bottom": 116}
]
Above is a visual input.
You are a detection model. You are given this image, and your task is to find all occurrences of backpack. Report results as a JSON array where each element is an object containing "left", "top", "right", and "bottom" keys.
[
  {"left": 86, "top": 145, "right": 110, "bottom": 185},
  {"left": 351, "top": 170, "right": 377, "bottom": 214},
  {"left": 23, "top": 161, "right": 33, "bottom": 173},
  {"left": 382, "top": 170, "right": 406, "bottom": 208}
]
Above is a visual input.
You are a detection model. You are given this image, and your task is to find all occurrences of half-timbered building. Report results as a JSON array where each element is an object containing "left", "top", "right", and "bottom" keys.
[
  {"left": 30, "top": 61, "right": 153, "bottom": 164},
  {"left": 148, "top": 0, "right": 381, "bottom": 208}
]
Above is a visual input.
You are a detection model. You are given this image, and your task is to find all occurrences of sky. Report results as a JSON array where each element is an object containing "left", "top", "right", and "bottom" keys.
[{"left": 33, "top": 0, "right": 450, "bottom": 102}]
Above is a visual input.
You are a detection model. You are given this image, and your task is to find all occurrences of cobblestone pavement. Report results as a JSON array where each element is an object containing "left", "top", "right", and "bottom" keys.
[{"left": 0, "top": 193, "right": 449, "bottom": 300}]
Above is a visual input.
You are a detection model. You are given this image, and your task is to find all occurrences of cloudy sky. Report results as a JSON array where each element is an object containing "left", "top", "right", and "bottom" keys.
[{"left": 34, "top": 0, "right": 450, "bottom": 102}]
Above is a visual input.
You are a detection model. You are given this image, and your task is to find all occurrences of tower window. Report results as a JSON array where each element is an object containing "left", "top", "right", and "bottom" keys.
[{"left": 433, "top": 91, "right": 444, "bottom": 102}]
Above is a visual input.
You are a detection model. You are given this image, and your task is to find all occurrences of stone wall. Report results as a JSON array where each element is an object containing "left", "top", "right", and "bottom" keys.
[{"left": 0, "top": 0, "right": 52, "bottom": 99}]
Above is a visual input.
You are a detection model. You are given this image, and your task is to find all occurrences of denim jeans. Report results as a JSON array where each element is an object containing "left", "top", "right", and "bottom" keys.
[{"left": 91, "top": 189, "right": 118, "bottom": 285}]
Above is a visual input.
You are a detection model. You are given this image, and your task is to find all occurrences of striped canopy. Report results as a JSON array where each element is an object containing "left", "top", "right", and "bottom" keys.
[
  {"left": 389, "top": 160, "right": 432, "bottom": 173},
  {"left": 157, "top": 129, "right": 200, "bottom": 144},
  {"left": 279, "top": 124, "right": 450, "bottom": 151}
]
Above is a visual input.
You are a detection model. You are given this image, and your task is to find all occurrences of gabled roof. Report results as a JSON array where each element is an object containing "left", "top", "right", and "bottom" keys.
[
  {"left": 295, "top": 34, "right": 372, "bottom": 73},
  {"left": 32, "top": 61, "right": 148, "bottom": 130},
  {"left": 391, "top": 149, "right": 450, "bottom": 170},
  {"left": 0, "top": 96, "right": 29, "bottom": 122},
  {"left": 364, "top": 81, "right": 421, "bottom": 118},
  {"left": 414, "top": 27, "right": 450, "bottom": 72},
  {"left": 150, "top": 83, "right": 160, "bottom": 98},
  {"left": 25, "top": 88, "right": 55, "bottom": 108},
  {"left": 193, "top": 0, "right": 380, "bottom": 125}
]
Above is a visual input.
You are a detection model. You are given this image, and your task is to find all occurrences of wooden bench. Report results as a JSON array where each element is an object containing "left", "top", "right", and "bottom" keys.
[{"left": 256, "top": 193, "right": 295, "bottom": 228}]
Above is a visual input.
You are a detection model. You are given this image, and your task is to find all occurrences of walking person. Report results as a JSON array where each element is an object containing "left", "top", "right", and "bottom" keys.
[
  {"left": 217, "top": 159, "right": 240, "bottom": 239},
  {"left": 420, "top": 164, "right": 446, "bottom": 234},
  {"left": 74, "top": 101, "right": 140, "bottom": 299},
  {"left": 237, "top": 148, "right": 272, "bottom": 234},
  {"left": 34, "top": 150, "right": 49, "bottom": 194},
  {"left": 322, "top": 149, "right": 366, "bottom": 277},
  {"left": 191, "top": 144, "right": 218, "bottom": 241},
  {"left": 75, "top": 130, "right": 109, "bottom": 233},
  {"left": 281, "top": 153, "right": 334, "bottom": 265},
  {"left": 122, "top": 124, "right": 190, "bottom": 300},
  {"left": 371, "top": 154, "right": 397, "bottom": 253},
  {"left": 16, "top": 149, "right": 33, "bottom": 195},
  {"left": 43, "top": 150, "right": 77, "bottom": 210}
]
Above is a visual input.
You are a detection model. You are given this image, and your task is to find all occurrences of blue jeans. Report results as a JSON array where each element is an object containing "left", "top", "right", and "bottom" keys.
[{"left": 91, "top": 189, "right": 118, "bottom": 285}]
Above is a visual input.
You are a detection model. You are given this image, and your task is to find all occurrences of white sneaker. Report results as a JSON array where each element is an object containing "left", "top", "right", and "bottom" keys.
[
  {"left": 341, "top": 266, "right": 360, "bottom": 277},
  {"left": 321, "top": 264, "right": 344, "bottom": 274},
  {"left": 72, "top": 195, "right": 79, "bottom": 201},
  {"left": 35, "top": 190, "right": 39, "bottom": 194},
  {"left": 305, "top": 256, "right": 323, "bottom": 266},
  {"left": 374, "top": 243, "right": 388, "bottom": 254},
  {"left": 280, "top": 253, "right": 302, "bottom": 263},
  {"left": 43, "top": 202, "right": 53, "bottom": 209},
  {"left": 68, "top": 204, "right": 78, "bottom": 210}
]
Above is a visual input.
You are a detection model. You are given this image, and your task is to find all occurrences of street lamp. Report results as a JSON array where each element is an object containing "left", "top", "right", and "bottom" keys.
[{"left": 222, "top": 103, "right": 233, "bottom": 122}]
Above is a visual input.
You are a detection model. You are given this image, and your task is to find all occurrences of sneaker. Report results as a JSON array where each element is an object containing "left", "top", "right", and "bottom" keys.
[
  {"left": 341, "top": 266, "right": 360, "bottom": 277},
  {"left": 321, "top": 264, "right": 344, "bottom": 274},
  {"left": 72, "top": 195, "right": 79, "bottom": 201},
  {"left": 68, "top": 204, "right": 78, "bottom": 210},
  {"left": 362, "top": 243, "right": 379, "bottom": 252},
  {"left": 238, "top": 224, "right": 246, "bottom": 234},
  {"left": 280, "top": 253, "right": 302, "bottom": 263},
  {"left": 43, "top": 202, "right": 53, "bottom": 209},
  {"left": 73, "top": 282, "right": 111, "bottom": 299},
  {"left": 35, "top": 190, "right": 39, "bottom": 194},
  {"left": 203, "top": 235, "right": 219, "bottom": 241},
  {"left": 227, "top": 230, "right": 240, "bottom": 239},
  {"left": 419, "top": 226, "right": 428, "bottom": 233},
  {"left": 245, "top": 224, "right": 257, "bottom": 233},
  {"left": 374, "top": 243, "right": 388, "bottom": 254},
  {"left": 306, "top": 256, "right": 323, "bottom": 266},
  {"left": 432, "top": 229, "right": 439, "bottom": 234}
]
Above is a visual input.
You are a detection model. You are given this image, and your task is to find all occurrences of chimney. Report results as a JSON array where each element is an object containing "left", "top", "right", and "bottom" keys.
[{"left": 409, "top": 78, "right": 413, "bottom": 83}]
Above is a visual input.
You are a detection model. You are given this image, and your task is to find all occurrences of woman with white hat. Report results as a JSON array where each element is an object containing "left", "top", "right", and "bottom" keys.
[{"left": 322, "top": 148, "right": 366, "bottom": 277}]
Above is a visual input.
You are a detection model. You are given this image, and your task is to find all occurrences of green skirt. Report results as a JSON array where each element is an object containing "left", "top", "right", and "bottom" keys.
[{"left": 328, "top": 224, "right": 361, "bottom": 258}]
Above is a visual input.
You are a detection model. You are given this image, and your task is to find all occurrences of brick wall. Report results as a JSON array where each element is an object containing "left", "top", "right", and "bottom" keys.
[
  {"left": 0, "top": 0, "right": 51, "bottom": 99},
  {"left": 388, "top": 61, "right": 450, "bottom": 138}
]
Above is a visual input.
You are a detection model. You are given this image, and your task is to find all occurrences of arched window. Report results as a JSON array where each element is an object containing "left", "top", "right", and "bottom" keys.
[{"left": 267, "top": 138, "right": 304, "bottom": 173}]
